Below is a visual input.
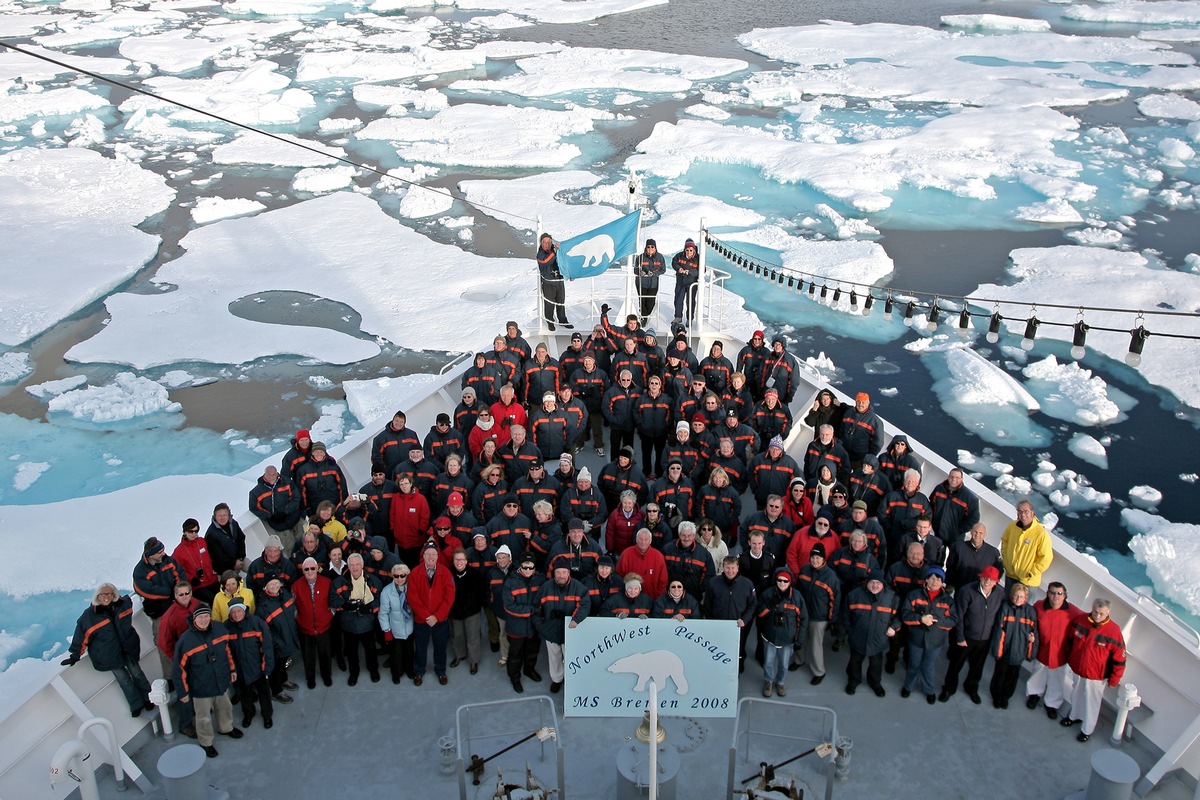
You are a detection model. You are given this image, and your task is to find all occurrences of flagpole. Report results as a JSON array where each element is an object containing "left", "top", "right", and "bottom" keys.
[{"left": 625, "top": 171, "right": 640, "bottom": 319}]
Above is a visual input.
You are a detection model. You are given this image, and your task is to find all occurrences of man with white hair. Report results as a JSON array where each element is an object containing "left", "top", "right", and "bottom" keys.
[
  {"left": 1060, "top": 599, "right": 1126, "bottom": 743},
  {"left": 331, "top": 552, "right": 381, "bottom": 686}
]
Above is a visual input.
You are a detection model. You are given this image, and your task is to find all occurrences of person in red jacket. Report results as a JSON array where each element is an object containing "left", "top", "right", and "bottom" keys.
[
  {"left": 292, "top": 558, "right": 334, "bottom": 690},
  {"left": 407, "top": 542, "right": 455, "bottom": 685},
  {"left": 172, "top": 519, "right": 219, "bottom": 604},
  {"left": 1025, "top": 581, "right": 1081, "bottom": 719},
  {"left": 1060, "top": 598, "right": 1127, "bottom": 742},
  {"left": 156, "top": 581, "right": 200, "bottom": 736},
  {"left": 390, "top": 474, "right": 431, "bottom": 568},
  {"left": 604, "top": 491, "right": 645, "bottom": 557},
  {"left": 615, "top": 528, "right": 668, "bottom": 599}
]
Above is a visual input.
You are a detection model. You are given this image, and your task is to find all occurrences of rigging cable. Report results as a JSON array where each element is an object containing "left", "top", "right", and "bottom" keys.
[{"left": 0, "top": 39, "right": 542, "bottom": 225}]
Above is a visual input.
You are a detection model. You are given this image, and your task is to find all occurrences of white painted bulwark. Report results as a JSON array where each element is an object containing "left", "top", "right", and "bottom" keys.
[{"left": 563, "top": 618, "right": 739, "bottom": 718}]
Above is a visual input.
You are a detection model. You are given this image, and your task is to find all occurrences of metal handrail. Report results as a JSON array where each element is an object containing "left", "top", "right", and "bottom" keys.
[{"left": 1136, "top": 590, "right": 1200, "bottom": 651}]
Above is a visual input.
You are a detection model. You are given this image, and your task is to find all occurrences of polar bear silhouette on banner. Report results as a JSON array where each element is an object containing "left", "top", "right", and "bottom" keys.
[{"left": 607, "top": 650, "right": 689, "bottom": 695}]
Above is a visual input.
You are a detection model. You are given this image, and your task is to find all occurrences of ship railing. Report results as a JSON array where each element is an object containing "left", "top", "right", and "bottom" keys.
[{"left": 728, "top": 699, "right": 839, "bottom": 800}]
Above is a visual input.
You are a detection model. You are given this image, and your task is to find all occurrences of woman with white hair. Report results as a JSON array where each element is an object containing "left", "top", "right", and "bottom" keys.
[{"left": 61, "top": 583, "right": 155, "bottom": 717}]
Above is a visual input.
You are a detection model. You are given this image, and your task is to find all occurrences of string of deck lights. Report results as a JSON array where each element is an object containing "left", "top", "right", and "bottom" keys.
[{"left": 703, "top": 233, "right": 1200, "bottom": 368}]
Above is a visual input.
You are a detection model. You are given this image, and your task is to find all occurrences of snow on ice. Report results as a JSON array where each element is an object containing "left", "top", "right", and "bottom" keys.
[
  {"left": 343, "top": 374, "right": 440, "bottom": 427},
  {"left": 1068, "top": 433, "right": 1109, "bottom": 470},
  {"left": 46, "top": 373, "right": 183, "bottom": 423},
  {"left": 0, "top": 148, "right": 174, "bottom": 346},
  {"left": 0, "top": 353, "right": 32, "bottom": 384},
  {"left": 1021, "top": 355, "right": 1134, "bottom": 426},
  {"left": 1124, "top": 508, "right": 1200, "bottom": 616},
  {"left": 925, "top": 347, "right": 1050, "bottom": 447},
  {"left": 192, "top": 197, "right": 267, "bottom": 225}
]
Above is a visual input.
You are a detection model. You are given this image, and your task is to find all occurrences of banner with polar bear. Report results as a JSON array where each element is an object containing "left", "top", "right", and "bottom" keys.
[
  {"left": 563, "top": 618, "right": 739, "bottom": 718},
  {"left": 555, "top": 209, "right": 643, "bottom": 279}
]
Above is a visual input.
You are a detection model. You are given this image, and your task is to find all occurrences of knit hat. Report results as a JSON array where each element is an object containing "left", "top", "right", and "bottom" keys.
[
  {"left": 434, "top": 516, "right": 451, "bottom": 528},
  {"left": 144, "top": 537, "right": 165, "bottom": 557},
  {"left": 191, "top": 604, "right": 212, "bottom": 622},
  {"left": 789, "top": 476, "right": 806, "bottom": 490},
  {"left": 577, "top": 467, "right": 591, "bottom": 482},
  {"left": 543, "top": 392, "right": 556, "bottom": 403},
  {"left": 497, "top": 545, "right": 512, "bottom": 557},
  {"left": 265, "top": 535, "right": 283, "bottom": 550},
  {"left": 559, "top": 452, "right": 573, "bottom": 464},
  {"left": 310, "top": 441, "right": 327, "bottom": 453},
  {"left": 571, "top": 332, "right": 582, "bottom": 341},
  {"left": 867, "top": 570, "right": 885, "bottom": 584},
  {"left": 643, "top": 328, "right": 656, "bottom": 341},
  {"left": 598, "top": 554, "right": 614, "bottom": 568},
  {"left": 768, "top": 435, "right": 784, "bottom": 450},
  {"left": 227, "top": 598, "right": 248, "bottom": 614},
  {"left": 810, "top": 543, "right": 826, "bottom": 559},
  {"left": 691, "top": 411, "right": 706, "bottom": 424},
  {"left": 619, "top": 446, "right": 635, "bottom": 460},
  {"left": 752, "top": 330, "right": 765, "bottom": 340},
  {"left": 436, "top": 412, "right": 451, "bottom": 425},
  {"left": 726, "top": 406, "right": 739, "bottom": 418},
  {"left": 461, "top": 386, "right": 476, "bottom": 398},
  {"left": 645, "top": 238, "right": 656, "bottom": 247},
  {"left": 296, "top": 429, "right": 311, "bottom": 442},
  {"left": 568, "top": 518, "right": 585, "bottom": 531},
  {"left": 924, "top": 566, "right": 946, "bottom": 581},
  {"left": 774, "top": 567, "right": 793, "bottom": 581},
  {"left": 979, "top": 566, "right": 1001, "bottom": 582},
  {"left": 502, "top": 493, "right": 519, "bottom": 506},
  {"left": 856, "top": 392, "right": 870, "bottom": 403},
  {"left": 684, "top": 238, "right": 696, "bottom": 248},
  {"left": 676, "top": 421, "right": 690, "bottom": 432}
]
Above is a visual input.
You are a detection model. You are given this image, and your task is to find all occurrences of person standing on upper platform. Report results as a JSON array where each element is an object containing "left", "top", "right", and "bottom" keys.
[
  {"left": 671, "top": 238, "right": 699, "bottom": 325},
  {"left": 634, "top": 239, "right": 665, "bottom": 324},
  {"left": 536, "top": 233, "right": 572, "bottom": 331}
]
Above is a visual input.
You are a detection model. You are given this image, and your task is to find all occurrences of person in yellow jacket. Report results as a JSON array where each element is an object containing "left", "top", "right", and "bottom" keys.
[
  {"left": 1000, "top": 500, "right": 1053, "bottom": 589},
  {"left": 211, "top": 570, "right": 256, "bottom": 622}
]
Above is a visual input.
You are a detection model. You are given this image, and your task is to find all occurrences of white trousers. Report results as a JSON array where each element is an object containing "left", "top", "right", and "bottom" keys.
[
  {"left": 1026, "top": 662, "right": 1076, "bottom": 711},
  {"left": 1066, "top": 675, "right": 1107, "bottom": 735},
  {"left": 546, "top": 642, "right": 565, "bottom": 683}
]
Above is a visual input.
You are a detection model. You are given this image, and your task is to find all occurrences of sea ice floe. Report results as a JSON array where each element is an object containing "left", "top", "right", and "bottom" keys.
[
  {"left": 1129, "top": 484, "right": 1163, "bottom": 509},
  {"left": 1063, "top": 0, "right": 1200, "bottom": 25},
  {"left": 1021, "top": 355, "right": 1134, "bottom": 426},
  {"left": 447, "top": 0, "right": 667, "bottom": 25},
  {"left": 0, "top": 86, "right": 109, "bottom": 124},
  {"left": 12, "top": 462, "right": 50, "bottom": 492},
  {"left": 1068, "top": 433, "right": 1109, "bottom": 470},
  {"left": 46, "top": 373, "right": 183, "bottom": 423},
  {"left": 957, "top": 449, "right": 1015, "bottom": 477},
  {"left": 344, "top": 374, "right": 440, "bottom": 427},
  {"left": 925, "top": 347, "right": 1050, "bottom": 447},
  {"left": 309, "top": 400, "right": 351, "bottom": 445},
  {"left": 460, "top": 170, "right": 614, "bottom": 235},
  {"left": 352, "top": 84, "right": 448, "bottom": 115},
  {"left": 192, "top": 197, "right": 267, "bottom": 225},
  {"left": 634, "top": 105, "right": 1085, "bottom": 214},
  {"left": 212, "top": 132, "right": 345, "bottom": 167},
  {"left": 356, "top": 103, "right": 615, "bottom": 168},
  {"left": 0, "top": 353, "right": 32, "bottom": 384},
  {"left": 0, "top": 148, "right": 173, "bottom": 346},
  {"left": 1123, "top": 508, "right": 1200, "bottom": 616},
  {"left": 397, "top": 184, "right": 454, "bottom": 218},
  {"left": 121, "top": 60, "right": 316, "bottom": 128},
  {"left": 292, "top": 165, "right": 357, "bottom": 194},
  {"left": 972, "top": 246, "right": 1200, "bottom": 411},
  {"left": 1137, "top": 94, "right": 1200, "bottom": 121},
  {"left": 449, "top": 47, "right": 748, "bottom": 98},
  {"left": 25, "top": 375, "right": 88, "bottom": 398},
  {"left": 940, "top": 14, "right": 1052, "bottom": 31}
]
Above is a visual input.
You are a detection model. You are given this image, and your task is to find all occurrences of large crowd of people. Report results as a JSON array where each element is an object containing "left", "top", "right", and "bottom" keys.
[{"left": 62, "top": 317, "right": 1126, "bottom": 758}]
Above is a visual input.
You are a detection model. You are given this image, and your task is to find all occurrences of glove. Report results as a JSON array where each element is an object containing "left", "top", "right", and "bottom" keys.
[
  {"left": 600, "top": 303, "right": 610, "bottom": 316},
  {"left": 638, "top": 614, "right": 648, "bottom": 620},
  {"left": 384, "top": 631, "right": 394, "bottom": 642},
  {"left": 60, "top": 655, "right": 79, "bottom": 667},
  {"left": 617, "top": 612, "right": 628, "bottom": 620}
]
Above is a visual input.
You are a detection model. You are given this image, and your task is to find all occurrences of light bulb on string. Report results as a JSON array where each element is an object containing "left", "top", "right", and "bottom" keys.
[
  {"left": 883, "top": 295, "right": 894, "bottom": 321},
  {"left": 849, "top": 290, "right": 859, "bottom": 311},
  {"left": 927, "top": 302, "right": 941, "bottom": 332},
  {"left": 832, "top": 286, "right": 842, "bottom": 307},
  {"left": 808, "top": 281, "right": 817, "bottom": 298},
  {"left": 903, "top": 301, "right": 916, "bottom": 327},
  {"left": 1021, "top": 315, "right": 1039, "bottom": 351},
  {"left": 1070, "top": 320, "right": 1089, "bottom": 361},
  {"left": 862, "top": 293, "right": 874, "bottom": 316},
  {"left": 957, "top": 307, "right": 971, "bottom": 337},
  {"left": 1126, "top": 325, "right": 1149, "bottom": 367},
  {"left": 986, "top": 311, "right": 1003, "bottom": 343},
  {"left": 819, "top": 284, "right": 829, "bottom": 304}
]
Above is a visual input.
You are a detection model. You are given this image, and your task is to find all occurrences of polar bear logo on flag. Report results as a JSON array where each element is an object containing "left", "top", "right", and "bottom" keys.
[
  {"left": 566, "top": 234, "right": 615, "bottom": 269},
  {"left": 607, "top": 649, "right": 689, "bottom": 695}
]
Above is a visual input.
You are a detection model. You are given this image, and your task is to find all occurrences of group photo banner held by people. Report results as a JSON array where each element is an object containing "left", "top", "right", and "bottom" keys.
[{"left": 563, "top": 617, "right": 739, "bottom": 718}]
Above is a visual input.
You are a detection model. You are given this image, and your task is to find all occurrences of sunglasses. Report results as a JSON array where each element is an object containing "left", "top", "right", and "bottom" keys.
[
  {"left": 435, "top": 527, "right": 451, "bottom": 531},
  {"left": 393, "top": 573, "right": 409, "bottom": 579},
  {"left": 776, "top": 578, "right": 791, "bottom": 584},
  {"left": 302, "top": 567, "right": 318, "bottom": 572}
]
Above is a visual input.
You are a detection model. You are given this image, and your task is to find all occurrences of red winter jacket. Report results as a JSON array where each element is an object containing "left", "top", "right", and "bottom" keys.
[
  {"left": 604, "top": 507, "right": 645, "bottom": 556},
  {"left": 1034, "top": 599, "right": 1080, "bottom": 669},
  {"left": 407, "top": 563, "right": 455, "bottom": 624},
  {"left": 173, "top": 536, "right": 218, "bottom": 593},
  {"left": 390, "top": 491, "right": 431, "bottom": 550},
  {"left": 1066, "top": 612, "right": 1126, "bottom": 686},
  {"left": 292, "top": 575, "right": 334, "bottom": 636}
]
